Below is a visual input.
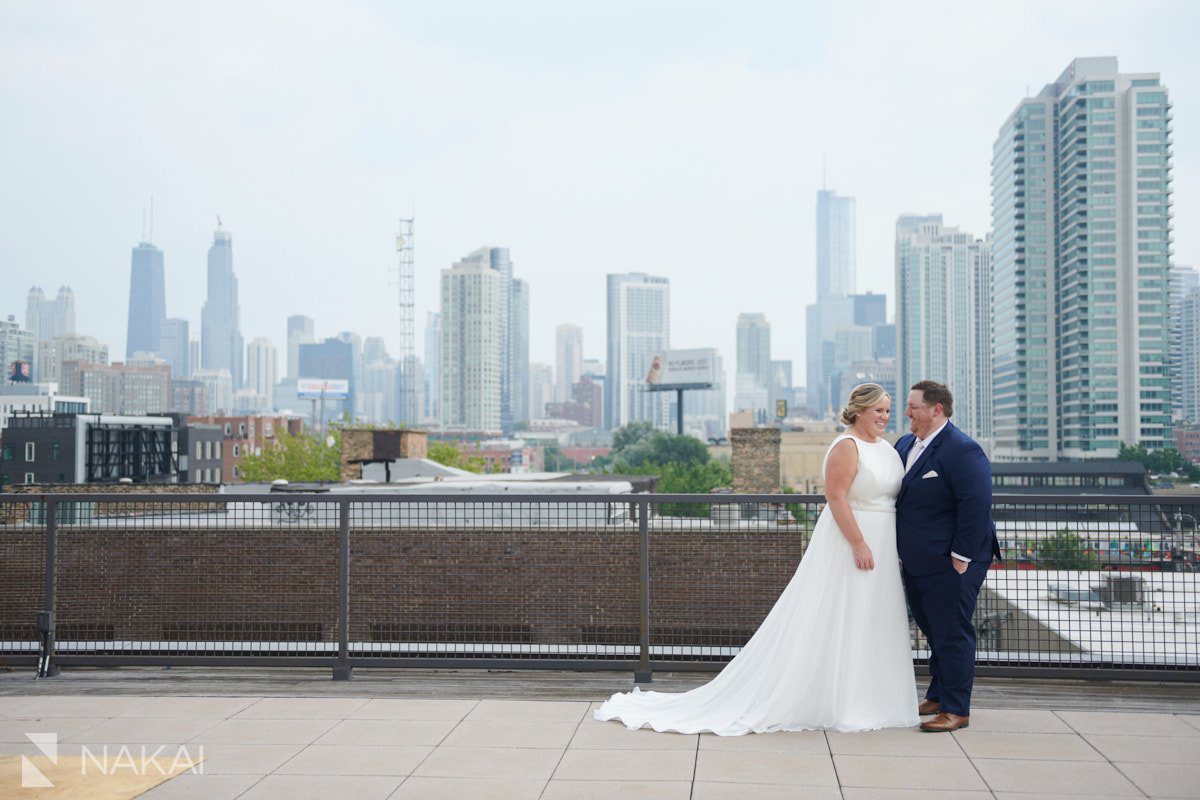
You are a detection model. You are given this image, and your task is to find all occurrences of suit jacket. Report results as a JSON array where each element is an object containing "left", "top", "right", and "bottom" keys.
[{"left": 895, "top": 421, "right": 1001, "bottom": 577}]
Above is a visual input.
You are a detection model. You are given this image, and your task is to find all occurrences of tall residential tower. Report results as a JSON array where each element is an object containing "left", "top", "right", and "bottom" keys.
[
  {"left": 895, "top": 215, "right": 992, "bottom": 440},
  {"left": 605, "top": 273, "right": 669, "bottom": 430},
  {"left": 992, "top": 57, "right": 1172, "bottom": 459}
]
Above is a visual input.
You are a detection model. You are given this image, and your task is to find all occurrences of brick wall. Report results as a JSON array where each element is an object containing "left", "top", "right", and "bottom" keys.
[
  {"left": 731, "top": 428, "right": 781, "bottom": 493},
  {"left": 0, "top": 514, "right": 809, "bottom": 651},
  {"left": 1, "top": 483, "right": 220, "bottom": 524}
]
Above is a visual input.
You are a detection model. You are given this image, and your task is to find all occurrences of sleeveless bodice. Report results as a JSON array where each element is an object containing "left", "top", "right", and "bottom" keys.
[{"left": 821, "top": 434, "right": 904, "bottom": 513}]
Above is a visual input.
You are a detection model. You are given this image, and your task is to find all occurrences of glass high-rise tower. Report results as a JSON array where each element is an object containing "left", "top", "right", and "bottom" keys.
[
  {"left": 201, "top": 227, "right": 244, "bottom": 389},
  {"left": 605, "top": 273, "right": 670, "bottom": 430},
  {"left": 992, "top": 57, "right": 1172, "bottom": 460},
  {"left": 895, "top": 215, "right": 992, "bottom": 440},
  {"left": 126, "top": 242, "right": 166, "bottom": 359},
  {"left": 807, "top": 189, "right": 857, "bottom": 416}
]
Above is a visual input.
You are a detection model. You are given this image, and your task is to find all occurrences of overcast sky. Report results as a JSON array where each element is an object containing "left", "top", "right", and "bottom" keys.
[{"left": 2, "top": 0, "right": 1196, "bottom": 385}]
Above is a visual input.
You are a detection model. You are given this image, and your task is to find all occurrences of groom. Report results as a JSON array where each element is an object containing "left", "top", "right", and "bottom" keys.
[{"left": 896, "top": 380, "right": 1001, "bottom": 733}]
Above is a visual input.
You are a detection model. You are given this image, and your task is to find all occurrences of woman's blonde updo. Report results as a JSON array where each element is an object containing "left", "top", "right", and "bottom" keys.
[{"left": 840, "top": 383, "right": 888, "bottom": 426}]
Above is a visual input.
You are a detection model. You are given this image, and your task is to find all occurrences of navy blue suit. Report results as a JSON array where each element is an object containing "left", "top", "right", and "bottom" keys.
[{"left": 895, "top": 422, "right": 1000, "bottom": 716}]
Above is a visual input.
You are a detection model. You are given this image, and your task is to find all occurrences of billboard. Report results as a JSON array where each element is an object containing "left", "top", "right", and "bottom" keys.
[
  {"left": 646, "top": 349, "right": 716, "bottom": 390},
  {"left": 297, "top": 378, "right": 350, "bottom": 399}
]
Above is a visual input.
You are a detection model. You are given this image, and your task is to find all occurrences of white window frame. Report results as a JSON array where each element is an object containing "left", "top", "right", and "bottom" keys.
[{"left": 25, "top": 442, "right": 35, "bottom": 462}]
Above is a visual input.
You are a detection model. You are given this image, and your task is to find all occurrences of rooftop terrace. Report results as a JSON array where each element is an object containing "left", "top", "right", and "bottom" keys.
[{"left": 2, "top": 669, "right": 1199, "bottom": 799}]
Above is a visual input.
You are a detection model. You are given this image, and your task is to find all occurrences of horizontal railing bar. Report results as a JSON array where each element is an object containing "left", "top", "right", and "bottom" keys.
[
  {"left": 51, "top": 655, "right": 341, "bottom": 668},
  {"left": 649, "top": 661, "right": 1200, "bottom": 682},
  {"left": 3, "top": 492, "right": 1199, "bottom": 506}
]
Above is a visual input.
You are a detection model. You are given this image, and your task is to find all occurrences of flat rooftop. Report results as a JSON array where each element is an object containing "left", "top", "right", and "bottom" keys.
[{"left": 2, "top": 669, "right": 1198, "bottom": 798}]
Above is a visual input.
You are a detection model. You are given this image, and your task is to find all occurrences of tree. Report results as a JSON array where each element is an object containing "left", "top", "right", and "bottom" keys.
[
  {"left": 238, "top": 430, "right": 342, "bottom": 483},
  {"left": 427, "top": 441, "right": 486, "bottom": 474},
  {"left": 1036, "top": 529, "right": 1100, "bottom": 571},
  {"left": 612, "top": 421, "right": 657, "bottom": 453},
  {"left": 656, "top": 460, "right": 732, "bottom": 494},
  {"left": 543, "top": 443, "right": 579, "bottom": 472},
  {"left": 1119, "top": 443, "right": 1200, "bottom": 481},
  {"left": 614, "top": 430, "right": 710, "bottom": 471}
]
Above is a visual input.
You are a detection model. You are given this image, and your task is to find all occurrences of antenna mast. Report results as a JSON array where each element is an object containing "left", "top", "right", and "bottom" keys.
[{"left": 395, "top": 217, "right": 417, "bottom": 424}]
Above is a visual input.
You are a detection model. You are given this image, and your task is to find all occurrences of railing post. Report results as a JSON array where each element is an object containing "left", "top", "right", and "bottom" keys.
[
  {"left": 635, "top": 498, "right": 652, "bottom": 683},
  {"left": 332, "top": 498, "right": 353, "bottom": 681},
  {"left": 37, "top": 496, "right": 60, "bottom": 679}
]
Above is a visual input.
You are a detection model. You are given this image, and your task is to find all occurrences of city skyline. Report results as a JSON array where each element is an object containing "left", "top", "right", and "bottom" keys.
[{"left": 2, "top": 3, "right": 1196, "bottom": 384}]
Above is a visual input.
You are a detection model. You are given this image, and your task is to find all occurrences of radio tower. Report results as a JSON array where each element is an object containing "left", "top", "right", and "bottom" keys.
[{"left": 394, "top": 217, "right": 418, "bottom": 425}]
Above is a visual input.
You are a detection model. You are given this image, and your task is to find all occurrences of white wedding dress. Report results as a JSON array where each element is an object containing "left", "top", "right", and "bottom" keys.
[{"left": 595, "top": 434, "right": 919, "bottom": 734}]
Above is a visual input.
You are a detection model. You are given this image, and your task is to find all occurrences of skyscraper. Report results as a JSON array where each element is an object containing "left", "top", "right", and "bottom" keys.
[
  {"left": 37, "top": 333, "right": 109, "bottom": 386},
  {"left": 456, "top": 247, "right": 525, "bottom": 433},
  {"left": 804, "top": 295, "right": 854, "bottom": 417},
  {"left": 606, "top": 273, "right": 669, "bottom": 430},
  {"left": 555, "top": 324, "right": 583, "bottom": 403},
  {"left": 528, "top": 363, "right": 554, "bottom": 422},
  {"left": 807, "top": 189, "right": 857, "bottom": 416},
  {"left": 683, "top": 349, "right": 726, "bottom": 439},
  {"left": 1181, "top": 287, "right": 1200, "bottom": 425},
  {"left": 286, "top": 315, "right": 315, "bottom": 380},
  {"left": 1169, "top": 266, "right": 1198, "bottom": 422},
  {"left": 361, "top": 338, "right": 397, "bottom": 425},
  {"left": 895, "top": 215, "right": 992, "bottom": 440},
  {"left": 201, "top": 226, "right": 244, "bottom": 389},
  {"left": 736, "top": 313, "right": 771, "bottom": 392},
  {"left": 246, "top": 338, "right": 278, "bottom": 398},
  {"left": 159, "top": 319, "right": 190, "bottom": 379},
  {"left": 816, "top": 190, "right": 856, "bottom": 300},
  {"left": 26, "top": 286, "right": 76, "bottom": 343},
  {"left": 298, "top": 338, "right": 354, "bottom": 427},
  {"left": 423, "top": 312, "right": 440, "bottom": 423},
  {"left": 126, "top": 242, "right": 166, "bottom": 359},
  {"left": 511, "top": 279, "right": 530, "bottom": 426},
  {"left": 851, "top": 293, "right": 887, "bottom": 328},
  {"left": 440, "top": 256, "right": 503, "bottom": 431},
  {"left": 993, "top": 57, "right": 1172, "bottom": 460}
]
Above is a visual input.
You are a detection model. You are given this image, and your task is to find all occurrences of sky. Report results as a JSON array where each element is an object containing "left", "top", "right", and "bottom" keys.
[{"left": 1, "top": 0, "right": 1197, "bottom": 387}]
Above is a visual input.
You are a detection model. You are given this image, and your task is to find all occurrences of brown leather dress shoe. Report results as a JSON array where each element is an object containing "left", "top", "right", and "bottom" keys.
[
  {"left": 920, "top": 712, "right": 969, "bottom": 732},
  {"left": 918, "top": 699, "right": 941, "bottom": 716}
]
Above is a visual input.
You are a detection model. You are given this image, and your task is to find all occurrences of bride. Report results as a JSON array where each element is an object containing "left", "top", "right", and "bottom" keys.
[{"left": 595, "top": 383, "right": 919, "bottom": 734}]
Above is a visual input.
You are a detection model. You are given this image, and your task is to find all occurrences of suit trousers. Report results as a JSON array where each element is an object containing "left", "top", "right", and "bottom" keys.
[{"left": 902, "top": 559, "right": 989, "bottom": 716}]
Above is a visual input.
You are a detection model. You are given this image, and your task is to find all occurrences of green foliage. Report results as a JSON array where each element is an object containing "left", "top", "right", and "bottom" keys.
[
  {"left": 646, "top": 460, "right": 733, "bottom": 517},
  {"left": 612, "top": 421, "right": 656, "bottom": 452},
  {"left": 1036, "top": 529, "right": 1100, "bottom": 570},
  {"left": 238, "top": 430, "right": 342, "bottom": 483},
  {"left": 1118, "top": 443, "right": 1200, "bottom": 481},
  {"left": 612, "top": 426, "right": 711, "bottom": 472},
  {"left": 427, "top": 441, "right": 486, "bottom": 474},
  {"left": 543, "top": 443, "right": 581, "bottom": 472},
  {"left": 604, "top": 423, "right": 732, "bottom": 515}
]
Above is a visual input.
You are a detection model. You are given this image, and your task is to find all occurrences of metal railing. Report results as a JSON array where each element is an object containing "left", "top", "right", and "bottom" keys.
[{"left": 1, "top": 491, "right": 1198, "bottom": 682}]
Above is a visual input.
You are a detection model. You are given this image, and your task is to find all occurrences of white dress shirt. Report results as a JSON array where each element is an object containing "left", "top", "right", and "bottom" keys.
[{"left": 907, "top": 421, "right": 969, "bottom": 563}]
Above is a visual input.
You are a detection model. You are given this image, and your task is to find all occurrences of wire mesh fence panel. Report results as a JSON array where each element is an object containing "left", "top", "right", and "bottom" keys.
[
  {"left": 348, "top": 497, "right": 641, "bottom": 662},
  {"left": 52, "top": 496, "right": 340, "bottom": 658},
  {"left": 0, "top": 491, "right": 1195, "bottom": 677},
  {"left": 647, "top": 496, "right": 822, "bottom": 664},
  {"left": 0, "top": 497, "right": 45, "bottom": 659},
  {"left": 977, "top": 496, "right": 1200, "bottom": 672}
]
